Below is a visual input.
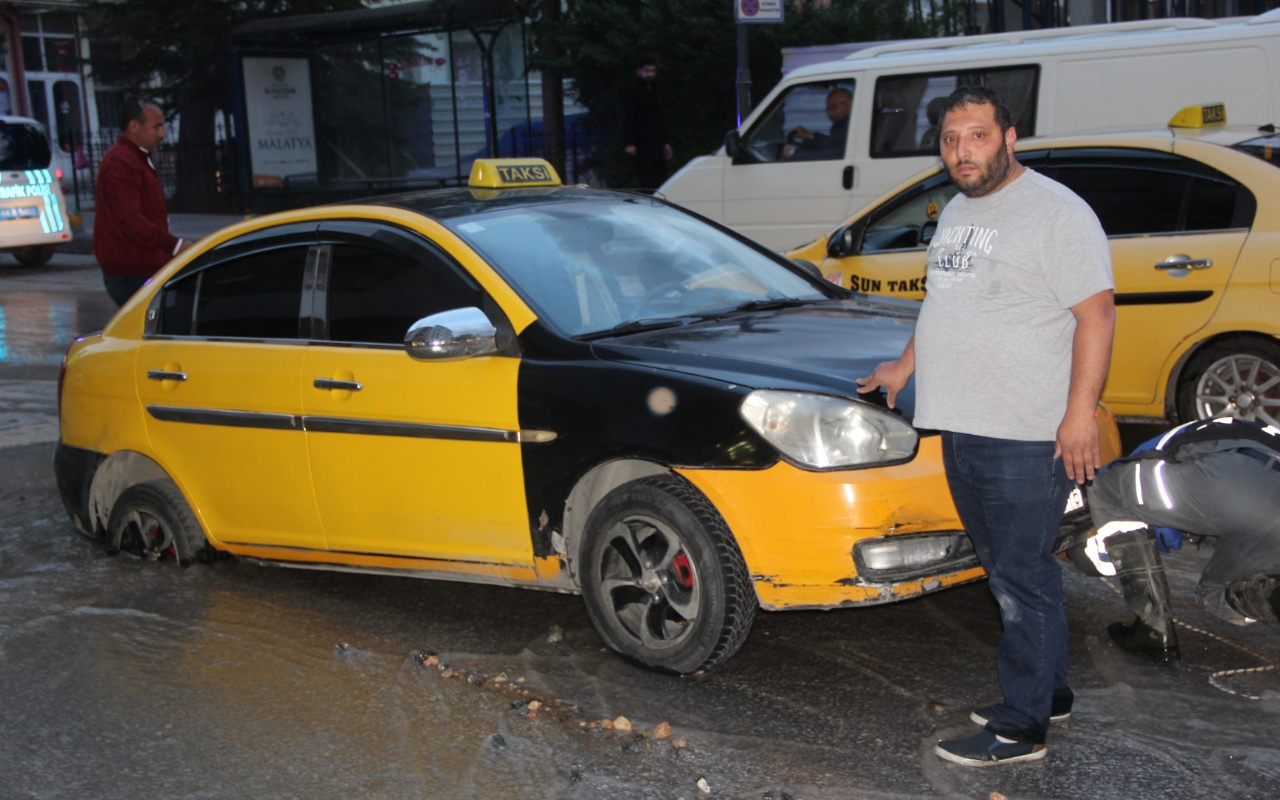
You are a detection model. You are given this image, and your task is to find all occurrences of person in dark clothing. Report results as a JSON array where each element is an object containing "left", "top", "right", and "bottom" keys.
[
  {"left": 623, "top": 56, "right": 673, "bottom": 192},
  {"left": 1077, "top": 416, "right": 1280, "bottom": 663},
  {"left": 785, "top": 87, "right": 852, "bottom": 160},
  {"left": 94, "top": 98, "right": 191, "bottom": 306}
]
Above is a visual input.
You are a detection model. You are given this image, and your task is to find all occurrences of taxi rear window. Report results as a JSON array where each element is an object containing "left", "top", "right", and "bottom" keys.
[
  {"left": 1232, "top": 132, "right": 1280, "bottom": 168},
  {"left": 0, "top": 122, "right": 52, "bottom": 170}
]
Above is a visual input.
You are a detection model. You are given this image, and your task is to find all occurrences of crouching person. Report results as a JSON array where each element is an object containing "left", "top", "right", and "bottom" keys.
[{"left": 1075, "top": 417, "right": 1280, "bottom": 662}]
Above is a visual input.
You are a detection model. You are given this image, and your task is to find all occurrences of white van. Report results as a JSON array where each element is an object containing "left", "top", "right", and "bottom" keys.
[
  {"left": 661, "top": 11, "right": 1280, "bottom": 251},
  {"left": 0, "top": 115, "right": 72, "bottom": 266}
]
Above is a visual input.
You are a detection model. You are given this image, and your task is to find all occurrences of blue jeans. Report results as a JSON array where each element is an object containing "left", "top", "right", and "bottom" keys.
[{"left": 942, "top": 431, "right": 1074, "bottom": 744}]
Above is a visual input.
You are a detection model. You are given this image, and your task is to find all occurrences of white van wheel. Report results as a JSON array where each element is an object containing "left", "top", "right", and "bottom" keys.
[{"left": 13, "top": 245, "right": 54, "bottom": 267}]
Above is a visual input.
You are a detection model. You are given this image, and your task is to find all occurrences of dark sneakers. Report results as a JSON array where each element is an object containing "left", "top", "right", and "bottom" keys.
[
  {"left": 935, "top": 730, "right": 1046, "bottom": 766},
  {"left": 1225, "top": 572, "right": 1280, "bottom": 623},
  {"left": 969, "top": 702, "right": 1072, "bottom": 727}
]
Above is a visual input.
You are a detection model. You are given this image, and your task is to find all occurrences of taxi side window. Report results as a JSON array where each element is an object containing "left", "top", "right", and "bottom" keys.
[
  {"left": 324, "top": 243, "right": 483, "bottom": 345},
  {"left": 1043, "top": 153, "right": 1253, "bottom": 236},
  {"left": 159, "top": 246, "right": 308, "bottom": 338},
  {"left": 860, "top": 177, "right": 959, "bottom": 253}
]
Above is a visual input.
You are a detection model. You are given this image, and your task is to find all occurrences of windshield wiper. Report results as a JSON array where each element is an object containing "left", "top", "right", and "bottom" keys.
[
  {"left": 576, "top": 317, "right": 689, "bottom": 341},
  {"left": 697, "top": 297, "right": 815, "bottom": 319}
]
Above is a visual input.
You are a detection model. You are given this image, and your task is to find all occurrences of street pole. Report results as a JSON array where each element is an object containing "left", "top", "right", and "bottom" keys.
[{"left": 736, "top": 24, "right": 752, "bottom": 126}]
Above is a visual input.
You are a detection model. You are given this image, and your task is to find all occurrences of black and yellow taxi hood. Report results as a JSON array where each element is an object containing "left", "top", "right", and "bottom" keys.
[{"left": 584, "top": 296, "right": 920, "bottom": 420}]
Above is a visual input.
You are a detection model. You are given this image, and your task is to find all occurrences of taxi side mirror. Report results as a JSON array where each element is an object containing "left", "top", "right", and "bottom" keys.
[
  {"left": 826, "top": 224, "right": 860, "bottom": 259},
  {"left": 405, "top": 307, "right": 497, "bottom": 361}
]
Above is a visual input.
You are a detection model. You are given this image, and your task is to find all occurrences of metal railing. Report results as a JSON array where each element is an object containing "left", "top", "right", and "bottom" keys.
[{"left": 61, "top": 128, "right": 600, "bottom": 214}]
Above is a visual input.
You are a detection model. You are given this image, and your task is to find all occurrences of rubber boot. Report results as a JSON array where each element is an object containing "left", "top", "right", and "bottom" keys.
[
  {"left": 1104, "top": 528, "right": 1181, "bottom": 663},
  {"left": 1225, "top": 573, "right": 1280, "bottom": 623}
]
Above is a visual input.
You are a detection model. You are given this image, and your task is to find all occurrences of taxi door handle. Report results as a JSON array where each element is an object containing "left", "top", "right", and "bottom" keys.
[
  {"left": 147, "top": 370, "right": 187, "bottom": 382},
  {"left": 842, "top": 165, "right": 855, "bottom": 190},
  {"left": 1155, "top": 254, "right": 1213, "bottom": 271},
  {"left": 313, "top": 378, "right": 363, "bottom": 391}
]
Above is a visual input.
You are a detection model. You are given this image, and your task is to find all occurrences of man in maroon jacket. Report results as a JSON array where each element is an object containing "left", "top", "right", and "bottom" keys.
[{"left": 94, "top": 98, "right": 192, "bottom": 306}]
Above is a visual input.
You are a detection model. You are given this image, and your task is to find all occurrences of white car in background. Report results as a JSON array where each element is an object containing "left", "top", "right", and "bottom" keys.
[{"left": 0, "top": 115, "right": 71, "bottom": 266}]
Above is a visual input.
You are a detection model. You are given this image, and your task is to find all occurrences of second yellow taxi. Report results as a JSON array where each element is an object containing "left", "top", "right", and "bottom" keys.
[{"left": 788, "top": 105, "right": 1280, "bottom": 426}]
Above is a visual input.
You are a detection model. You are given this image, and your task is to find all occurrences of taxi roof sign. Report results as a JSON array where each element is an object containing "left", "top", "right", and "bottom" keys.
[
  {"left": 469, "top": 158, "right": 561, "bottom": 189},
  {"left": 1169, "top": 103, "right": 1227, "bottom": 128}
]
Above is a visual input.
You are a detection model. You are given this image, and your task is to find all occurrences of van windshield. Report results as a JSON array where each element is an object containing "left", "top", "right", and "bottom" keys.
[{"left": 0, "top": 122, "right": 52, "bottom": 170}]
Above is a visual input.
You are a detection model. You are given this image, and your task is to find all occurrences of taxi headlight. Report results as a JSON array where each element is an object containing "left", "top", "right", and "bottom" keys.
[{"left": 739, "top": 390, "right": 918, "bottom": 469}]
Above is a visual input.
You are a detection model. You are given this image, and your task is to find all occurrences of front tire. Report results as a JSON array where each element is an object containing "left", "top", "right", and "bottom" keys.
[
  {"left": 1176, "top": 339, "right": 1280, "bottom": 426},
  {"left": 13, "top": 245, "right": 54, "bottom": 267},
  {"left": 106, "top": 481, "right": 212, "bottom": 566},
  {"left": 579, "top": 474, "right": 756, "bottom": 674}
]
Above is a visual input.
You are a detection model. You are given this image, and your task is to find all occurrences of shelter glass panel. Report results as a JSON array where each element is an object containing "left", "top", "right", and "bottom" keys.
[{"left": 313, "top": 40, "right": 393, "bottom": 183}]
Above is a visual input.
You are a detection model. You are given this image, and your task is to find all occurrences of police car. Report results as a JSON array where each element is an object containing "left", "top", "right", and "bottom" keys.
[
  {"left": 788, "top": 105, "right": 1280, "bottom": 427},
  {"left": 55, "top": 159, "right": 1121, "bottom": 673},
  {"left": 0, "top": 115, "right": 72, "bottom": 266}
]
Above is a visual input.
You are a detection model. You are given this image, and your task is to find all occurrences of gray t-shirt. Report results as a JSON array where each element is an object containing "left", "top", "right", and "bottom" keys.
[{"left": 913, "top": 168, "right": 1113, "bottom": 441}]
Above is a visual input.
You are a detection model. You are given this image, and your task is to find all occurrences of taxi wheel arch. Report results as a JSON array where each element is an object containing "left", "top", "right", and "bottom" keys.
[
  {"left": 87, "top": 450, "right": 170, "bottom": 537},
  {"left": 578, "top": 473, "right": 757, "bottom": 674},
  {"left": 1175, "top": 336, "right": 1280, "bottom": 425},
  {"left": 106, "top": 480, "right": 212, "bottom": 566}
]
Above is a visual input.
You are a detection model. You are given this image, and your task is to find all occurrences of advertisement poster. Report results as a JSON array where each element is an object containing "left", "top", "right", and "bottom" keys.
[{"left": 243, "top": 57, "right": 318, "bottom": 188}]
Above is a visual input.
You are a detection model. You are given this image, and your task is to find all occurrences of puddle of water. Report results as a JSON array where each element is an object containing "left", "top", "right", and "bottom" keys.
[{"left": 0, "top": 290, "right": 114, "bottom": 368}]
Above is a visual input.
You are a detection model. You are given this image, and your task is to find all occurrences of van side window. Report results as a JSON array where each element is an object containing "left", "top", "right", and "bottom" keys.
[
  {"left": 872, "top": 67, "right": 1038, "bottom": 157},
  {"left": 738, "top": 80, "right": 854, "bottom": 163}
]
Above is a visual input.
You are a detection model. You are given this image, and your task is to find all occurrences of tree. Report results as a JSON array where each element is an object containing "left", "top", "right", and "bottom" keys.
[
  {"left": 539, "top": 0, "right": 943, "bottom": 189},
  {"left": 85, "top": 0, "right": 369, "bottom": 212}
]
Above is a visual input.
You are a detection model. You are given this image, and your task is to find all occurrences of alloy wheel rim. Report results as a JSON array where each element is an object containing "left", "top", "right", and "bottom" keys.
[
  {"left": 595, "top": 516, "right": 701, "bottom": 651},
  {"left": 1194, "top": 354, "right": 1280, "bottom": 427}
]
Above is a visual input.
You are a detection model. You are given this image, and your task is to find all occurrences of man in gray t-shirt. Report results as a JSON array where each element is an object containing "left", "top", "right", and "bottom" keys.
[{"left": 858, "top": 86, "right": 1115, "bottom": 767}]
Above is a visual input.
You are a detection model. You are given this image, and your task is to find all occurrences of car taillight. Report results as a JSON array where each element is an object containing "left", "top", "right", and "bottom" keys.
[{"left": 56, "top": 167, "right": 63, "bottom": 179}]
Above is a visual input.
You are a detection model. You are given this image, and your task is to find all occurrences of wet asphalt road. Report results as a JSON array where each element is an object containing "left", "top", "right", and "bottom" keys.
[{"left": 2, "top": 251, "right": 1278, "bottom": 800}]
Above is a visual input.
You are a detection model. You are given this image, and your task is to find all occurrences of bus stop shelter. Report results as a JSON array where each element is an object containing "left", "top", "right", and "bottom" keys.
[{"left": 230, "top": 0, "right": 535, "bottom": 212}]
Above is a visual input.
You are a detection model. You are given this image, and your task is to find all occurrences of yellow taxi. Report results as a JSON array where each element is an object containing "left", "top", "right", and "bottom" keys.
[
  {"left": 788, "top": 105, "right": 1280, "bottom": 427},
  {"left": 56, "top": 159, "right": 1120, "bottom": 674}
]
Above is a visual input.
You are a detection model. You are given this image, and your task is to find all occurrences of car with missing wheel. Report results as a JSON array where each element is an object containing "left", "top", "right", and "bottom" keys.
[
  {"left": 787, "top": 105, "right": 1280, "bottom": 427},
  {"left": 55, "top": 159, "right": 1121, "bottom": 674},
  {"left": 0, "top": 115, "right": 72, "bottom": 267}
]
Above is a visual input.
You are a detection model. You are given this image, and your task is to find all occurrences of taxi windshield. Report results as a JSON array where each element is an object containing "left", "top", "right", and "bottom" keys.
[
  {"left": 1231, "top": 132, "right": 1280, "bottom": 168},
  {"left": 445, "top": 195, "right": 828, "bottom": 337}
]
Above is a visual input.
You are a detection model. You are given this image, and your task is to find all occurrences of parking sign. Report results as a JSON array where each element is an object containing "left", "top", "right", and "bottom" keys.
[{"left": 736, "top": 0, "right": 784, "bottom": 24}]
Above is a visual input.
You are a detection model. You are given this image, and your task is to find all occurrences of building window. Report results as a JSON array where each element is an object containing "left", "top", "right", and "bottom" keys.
[{"left": 19, "top": 12, "right": 77, "bottom": 74}]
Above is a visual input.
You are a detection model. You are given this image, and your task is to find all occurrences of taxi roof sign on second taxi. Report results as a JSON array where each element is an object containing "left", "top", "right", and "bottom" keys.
[
  {"left": 469, "top": 158, "right": 561, "bottom": 189},
  {"left": 1169, "top": 103, "right": 1227, "bottom": 128}
]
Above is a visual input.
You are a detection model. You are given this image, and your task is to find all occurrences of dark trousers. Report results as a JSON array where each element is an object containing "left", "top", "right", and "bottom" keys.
[
  {"left": 632, "top": 156, "right": 667, "bottom": 193},
  {"left": 103, "top": 274, "right": 149, "bottom": 307},
  {"left": 1088, "top": 451, "right": 1280, "bottom": 622},
  {"left": 943, "top": 431, "right": 1075, "bottom": 744}
]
